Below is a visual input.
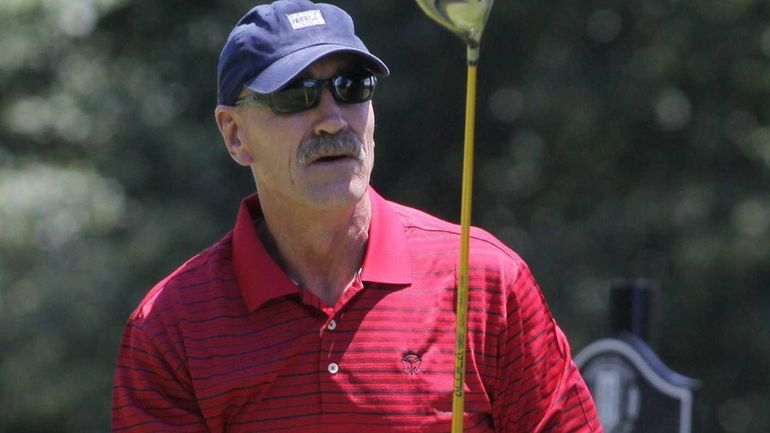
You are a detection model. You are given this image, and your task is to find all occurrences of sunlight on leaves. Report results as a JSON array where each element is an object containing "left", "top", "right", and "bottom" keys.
[{"left": 0, "top": 163, "right": 125, "bottom": 250}]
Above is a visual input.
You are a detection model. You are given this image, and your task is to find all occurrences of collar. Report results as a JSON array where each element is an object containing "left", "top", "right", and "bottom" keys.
[{"left": 233, "top": 188, "right": 413, "bottom": 311}]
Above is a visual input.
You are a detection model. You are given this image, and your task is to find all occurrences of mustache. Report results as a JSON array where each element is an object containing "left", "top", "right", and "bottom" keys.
[{"left": 297, "top": 131, "right": 365, "bottom": 166}]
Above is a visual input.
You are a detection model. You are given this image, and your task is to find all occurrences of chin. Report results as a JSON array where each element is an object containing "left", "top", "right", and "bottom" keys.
[{"left": 304, "top": 180, "right": 369, "bottom": 209}]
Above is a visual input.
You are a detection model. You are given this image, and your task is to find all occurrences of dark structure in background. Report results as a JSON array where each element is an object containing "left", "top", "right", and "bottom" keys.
[{"left": 575, "top": 280, "right": 703, "bottom": 433}]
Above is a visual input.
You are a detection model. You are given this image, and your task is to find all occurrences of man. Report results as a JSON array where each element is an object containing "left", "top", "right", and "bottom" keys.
[{"left": 112, "top": 1, "right": 602, "bottom": 432}]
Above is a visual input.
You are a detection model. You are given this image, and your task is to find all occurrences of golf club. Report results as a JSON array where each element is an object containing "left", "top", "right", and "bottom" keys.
[{"left": 413, "top": 1, "right": 494, "bottom": 433}]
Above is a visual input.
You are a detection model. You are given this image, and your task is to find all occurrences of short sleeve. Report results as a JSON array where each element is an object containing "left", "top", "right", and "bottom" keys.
[
  {"left": 492, "top": 261, "right": 602, "bottom": 433},
  {"left": 112, "top": 319, "right": 210, "bottom": 432}
]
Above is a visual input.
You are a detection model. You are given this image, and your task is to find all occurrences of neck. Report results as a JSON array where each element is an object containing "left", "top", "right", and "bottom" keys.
[{"left": 257, "top": 191, "right": 371, "bottom": 306}]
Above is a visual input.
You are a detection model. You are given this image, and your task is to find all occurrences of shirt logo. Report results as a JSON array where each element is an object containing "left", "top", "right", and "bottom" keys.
[
  {"left": 401, "top": 352, "right": 422, "bottom": 375},
  {"left": 286, "top": 10, "right": 326, "bottom": 30}
]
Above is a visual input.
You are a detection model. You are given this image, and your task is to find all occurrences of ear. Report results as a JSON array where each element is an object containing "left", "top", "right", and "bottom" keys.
[{"left": 214, "top": 105, "right": 255, "bottom": 166}]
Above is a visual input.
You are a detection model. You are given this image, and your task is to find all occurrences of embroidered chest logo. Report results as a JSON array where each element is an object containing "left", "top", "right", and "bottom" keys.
[{"left": 401, "top": 352, "right": 422, "bottom": 375}]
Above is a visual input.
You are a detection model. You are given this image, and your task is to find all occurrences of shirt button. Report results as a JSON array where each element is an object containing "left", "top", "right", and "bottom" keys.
[
  {"left": 327, "top": 320, "right": 337, "bottom": 331},
  {"left": 328, "top": 362, "right": 339, "bottom": 374}
]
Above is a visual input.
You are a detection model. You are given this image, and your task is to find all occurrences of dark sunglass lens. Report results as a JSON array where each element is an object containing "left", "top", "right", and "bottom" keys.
[
  {"left": 332, "top": 75, "right": 376, "bottom": 103},
  {"left": 271, "top": 80, "right": 320, "bottom": 114}
]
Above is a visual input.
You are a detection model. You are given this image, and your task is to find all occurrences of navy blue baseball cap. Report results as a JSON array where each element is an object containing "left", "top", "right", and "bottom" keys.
[{"left": 217, "top": 0, "right": 389, "bottom": 106}]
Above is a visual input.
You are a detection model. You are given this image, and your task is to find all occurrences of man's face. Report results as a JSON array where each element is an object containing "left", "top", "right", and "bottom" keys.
[{"left": 221, "top": 54, "right": 377, "bottom": 212}]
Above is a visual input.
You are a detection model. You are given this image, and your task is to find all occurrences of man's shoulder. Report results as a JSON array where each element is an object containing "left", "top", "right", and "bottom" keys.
[
  {"left": 385, "top": 198, "right": 534, "bottom": 294},
  {"left": 129, "top": 232, "right": 237, "bottom": 324},
  {"left": 386, "top": 199, "right": 522, "bottom": 263}
]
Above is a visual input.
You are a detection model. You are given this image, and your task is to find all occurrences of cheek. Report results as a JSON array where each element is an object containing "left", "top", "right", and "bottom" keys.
[
  {"left": 252, "top": 122, "right": 299, "bottom": 163},
  {"left": 364, "top": 105, "right": 376, "bottom": 147}
]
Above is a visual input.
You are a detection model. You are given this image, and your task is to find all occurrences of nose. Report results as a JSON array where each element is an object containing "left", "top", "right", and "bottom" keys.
[{"left": 312, "top": 88, "right": 347, "bottom": 136}]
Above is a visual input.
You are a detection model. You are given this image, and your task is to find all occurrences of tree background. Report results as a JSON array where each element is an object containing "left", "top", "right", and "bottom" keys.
[{"left": 1, "top": 0, "right": 768, "bottom": 432}]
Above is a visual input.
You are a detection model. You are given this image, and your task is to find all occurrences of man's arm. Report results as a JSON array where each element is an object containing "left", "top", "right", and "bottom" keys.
[
  {"left": 493, "top": 261, "right": 603, "bottom": 433},
  {"left": 112, "top": 320, "right": 210, "bottom": 433}
]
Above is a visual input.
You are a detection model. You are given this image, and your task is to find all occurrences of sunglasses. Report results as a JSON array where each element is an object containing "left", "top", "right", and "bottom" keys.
[{"left": 234, "top": 72, "right": 378, "bottom": 114}]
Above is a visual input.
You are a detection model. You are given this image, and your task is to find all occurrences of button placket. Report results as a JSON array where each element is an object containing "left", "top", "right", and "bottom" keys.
[
  {"left": 324, "top": 318, "right": 339, "bottom": 374},
  {"left": 319, "top": 314, "right": 340, "bottom": 416}
]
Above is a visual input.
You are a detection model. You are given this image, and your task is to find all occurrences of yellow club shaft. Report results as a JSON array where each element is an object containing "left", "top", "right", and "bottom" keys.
[{"left": 451, "top": 63, "right": 477, "bottom": 433}]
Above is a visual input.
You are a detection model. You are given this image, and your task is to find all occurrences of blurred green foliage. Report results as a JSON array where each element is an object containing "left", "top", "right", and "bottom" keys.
[{"left": 1, "top": 0, "right": 768, "bottom": 432}]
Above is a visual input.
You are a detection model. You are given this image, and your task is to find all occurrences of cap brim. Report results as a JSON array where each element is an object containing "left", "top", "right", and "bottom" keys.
[{"left": 244, "top": 44, "right": 389, "bottom": 94}]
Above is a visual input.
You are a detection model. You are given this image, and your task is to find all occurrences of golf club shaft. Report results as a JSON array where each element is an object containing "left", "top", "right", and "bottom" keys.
[{"left": 451, "top": 62, "right": 477, "bottom": 433}]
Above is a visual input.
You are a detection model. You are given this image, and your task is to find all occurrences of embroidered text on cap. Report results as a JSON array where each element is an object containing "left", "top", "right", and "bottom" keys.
[{"left": 287, "top": 10, "right": 326, "bottom": 30}]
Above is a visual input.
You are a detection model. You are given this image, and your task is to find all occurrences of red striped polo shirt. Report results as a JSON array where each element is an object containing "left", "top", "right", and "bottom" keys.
[{"left": 112, "top": 188, "right": 601, "bottom": 433}]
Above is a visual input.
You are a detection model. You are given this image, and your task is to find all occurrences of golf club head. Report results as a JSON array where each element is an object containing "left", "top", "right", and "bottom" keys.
[{"left": 415, "top": 0, "right": 494, "bottom": 48}]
